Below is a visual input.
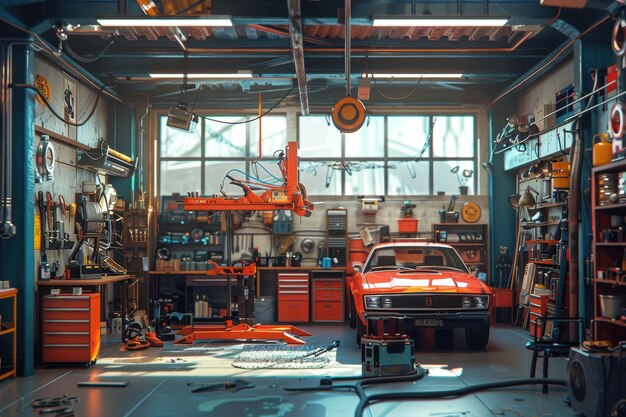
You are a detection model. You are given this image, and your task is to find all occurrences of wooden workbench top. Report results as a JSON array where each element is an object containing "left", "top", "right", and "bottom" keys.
[{"left": 36, "top": 274, "right": 135, "bottom": 286}]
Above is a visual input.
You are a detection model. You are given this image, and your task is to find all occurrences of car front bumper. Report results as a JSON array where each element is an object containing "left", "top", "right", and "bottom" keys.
[{"left": 362, "top": 310, "right": 489, "bottom": 329}]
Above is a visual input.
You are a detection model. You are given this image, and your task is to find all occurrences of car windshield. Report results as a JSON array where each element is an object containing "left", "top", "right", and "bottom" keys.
[{"left": 364, "top": 246, "right": 469, "bottom": 273}]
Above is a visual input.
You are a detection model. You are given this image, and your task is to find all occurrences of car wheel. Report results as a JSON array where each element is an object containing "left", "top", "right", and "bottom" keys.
[
  {"left": 465, "top": 321, "right": 490, "bottom": 350},
  {"left": 356, "top": 317, "right": 365, "bottom": 346},
  {"left": 349, "top": 297, "right": 357, "bottom": 328}
]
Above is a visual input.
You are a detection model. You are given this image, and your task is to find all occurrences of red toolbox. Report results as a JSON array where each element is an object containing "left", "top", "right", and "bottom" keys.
[
  {"left": 278, "top": 273, "right": 310, "bottom": 322},
  {"left": 311, "top": 271, "right": 345, "bottom": 322},
  {"left": 42, "top": 293, "right": 100, "bottom": 365}
]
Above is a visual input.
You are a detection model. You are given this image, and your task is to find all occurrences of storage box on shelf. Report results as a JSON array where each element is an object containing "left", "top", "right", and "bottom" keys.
[
  {"left": 432, "top": 223, "right": 489, "bottom": 278},
  {"left": 0, "top": 288, "right": 17, "bottom": 381},
  {"left": 591, "top": 159, "right": 626, "bottom": 345}
]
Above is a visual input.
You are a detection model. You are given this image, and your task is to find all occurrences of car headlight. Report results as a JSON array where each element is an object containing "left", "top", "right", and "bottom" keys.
[
  {"left": 461, "top": 297, "right": 472, "bottom": 309},
  {"left": 382, "top": 297, "right": 392, "bottom": 308},
  {"left": 472, "top": 296, "right": 487, "bottom": 308},
  {"left": 365, "top": 296, "right": 381, "bottom": 309}
]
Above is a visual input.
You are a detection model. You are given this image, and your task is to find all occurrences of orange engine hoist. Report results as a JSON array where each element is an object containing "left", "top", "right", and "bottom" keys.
[{"left": 183, "top": 141, "right": 314, "bottom": 217}]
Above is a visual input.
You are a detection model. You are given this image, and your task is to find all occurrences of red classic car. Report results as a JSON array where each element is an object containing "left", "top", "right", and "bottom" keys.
[{"left": 349, "top": 241, "right": 492, "bottom": 349}]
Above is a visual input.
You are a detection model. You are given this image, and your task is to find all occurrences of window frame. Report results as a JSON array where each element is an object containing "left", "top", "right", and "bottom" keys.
[
  {"left": 156, "top": 111, "right": 478, "bottom": 198},
  {"left": 297, "top": 113, "right": 477, "bottom": 196}
]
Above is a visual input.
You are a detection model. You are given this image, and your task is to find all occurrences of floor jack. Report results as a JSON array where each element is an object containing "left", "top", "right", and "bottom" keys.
[{"left": 174, "top": 261, "right": 313, "bottom": 345}]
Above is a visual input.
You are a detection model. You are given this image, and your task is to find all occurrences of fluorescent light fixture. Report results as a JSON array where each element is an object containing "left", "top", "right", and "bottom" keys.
[
  {"left": 97, "top": 17, "right": 233, "bottom": 27},
  {"left": 372, "top": 17, "right": 508, "bottom": 27},
  {"left": 365, "top": 73, "right": 464, "bottom": 79},
  {"left": 149, "top": 72, "right": 253, "bottom": 79}
]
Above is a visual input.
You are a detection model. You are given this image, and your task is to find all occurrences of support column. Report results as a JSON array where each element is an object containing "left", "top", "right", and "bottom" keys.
[{"left": 0, "top": 39, "right": 36, "bottom": 376}]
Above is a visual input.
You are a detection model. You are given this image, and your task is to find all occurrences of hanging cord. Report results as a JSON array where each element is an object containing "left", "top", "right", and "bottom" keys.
[
  {"left": 200, "top": 86, "right": 296, "bottom": 125},
  {"left": 12, "top": 83, "right": 105, "bottom": 127},
  {"left": 371, "top": 75, "right": 421, "bottom": 101},
  {"left": 62, "top": 37, "right": 116, "bottom": 63}
]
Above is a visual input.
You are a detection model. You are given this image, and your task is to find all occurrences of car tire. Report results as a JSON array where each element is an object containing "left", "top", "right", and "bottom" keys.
[
  {"left": 349, "top": 298, "right": 357, "bottom": 328},
  {"left": 465, "top": 321, "right": 490, "bottom": 350},
  {"left": 356, "top": 317, "right": 365, "bottom": 346}
]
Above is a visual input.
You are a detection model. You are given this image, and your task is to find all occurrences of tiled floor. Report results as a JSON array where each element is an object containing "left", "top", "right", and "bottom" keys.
[{"left": 0, "top": 325, "right": 581, "bottom": 417}]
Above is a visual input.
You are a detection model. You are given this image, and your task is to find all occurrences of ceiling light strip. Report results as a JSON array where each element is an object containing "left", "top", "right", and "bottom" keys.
[
  {"left": 97, "top": 17, "right": 233, "bottom": 27},
  {"left": 372, "top": 17, "right": 508, "bottom": 27},
  {"left": 149, "top": 72, "right": 253, "bottom": 79},
  {"left": 366, "top": 73, "right": 464, "bottom": 79}
]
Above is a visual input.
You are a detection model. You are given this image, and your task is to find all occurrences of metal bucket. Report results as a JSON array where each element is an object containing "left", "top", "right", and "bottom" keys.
[{"left": 599, "top": 294, "right": 626, "bottom": 318}]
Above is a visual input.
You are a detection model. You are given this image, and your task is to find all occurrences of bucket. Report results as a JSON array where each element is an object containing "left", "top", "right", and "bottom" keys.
[
  {"left": 598, "top": 294, "right": 626, "bottom": 318},
  {"left": 350, "top": 250, "right": 369, "bottom": 264},
  {"left": 350, "top": 237, "right": 366, "bottom": 251}
]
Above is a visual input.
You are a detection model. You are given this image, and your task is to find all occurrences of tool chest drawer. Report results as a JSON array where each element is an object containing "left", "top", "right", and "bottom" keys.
[
  {"left": 311, "top": 277, "right": 344, "bottom": 322},
  {"left": 41, "top": 293, "right": 101, "bottom": 365},
  {"left": 313, "top": 279, "right": 343, "bottom": 289},
  {"left": 278, "top": 273, "right": 310, "bottom": 322}
]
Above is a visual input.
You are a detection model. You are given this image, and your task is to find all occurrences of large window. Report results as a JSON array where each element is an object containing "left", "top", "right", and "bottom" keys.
[
  {"left": 159, "top": 115, "right": 287, "bottom": 196},
  {"left": 158, "top": 113, "right": 476, "bottom": 197},
  {"left": 298, "top": 114, "right": 476, "bottom": 196}
]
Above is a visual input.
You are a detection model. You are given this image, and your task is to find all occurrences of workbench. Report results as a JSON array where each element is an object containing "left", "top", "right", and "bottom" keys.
[
  {"left": 148, "top": 271, "right": 255, "bottom": 322},
  {"left": 36, "top": 274, "right": 137, "bottom": 346}
]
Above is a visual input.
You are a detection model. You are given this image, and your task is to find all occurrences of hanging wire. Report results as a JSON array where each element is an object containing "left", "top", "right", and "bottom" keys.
[
  {"left": 13, "top": 83, "right": 105, "bottom": 127},
  {"left": 371, "top": 75, "right": 421, "bottom": 101},
  {"left": 200, "top": 86, "right": 296, "bottom": 125}
]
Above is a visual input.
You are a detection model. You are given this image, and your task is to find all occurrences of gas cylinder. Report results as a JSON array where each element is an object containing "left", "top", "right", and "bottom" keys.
[{"left": 593, "top": 133, "right": 613, "bottom": 167}]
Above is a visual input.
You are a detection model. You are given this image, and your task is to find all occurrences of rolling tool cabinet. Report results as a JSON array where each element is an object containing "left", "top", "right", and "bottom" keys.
[
  {"left": 311, "top": 271, "right": 345, "bottom": 322},
  {"left": 41, "top": 293, "right": 100, "bottom": 365},
  {"left": 0, "top": 288, "right": 17, "bottom": 380},
  {"left": 277, "top": 273, "right": 310, "bottom": 322}
]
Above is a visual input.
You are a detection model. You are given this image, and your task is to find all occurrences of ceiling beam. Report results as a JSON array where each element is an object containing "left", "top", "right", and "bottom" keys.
[{"left": 287, "top": 0, "right": 309, "bottom": 115}]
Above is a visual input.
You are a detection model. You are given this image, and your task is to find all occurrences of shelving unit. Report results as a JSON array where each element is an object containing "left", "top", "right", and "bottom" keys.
[
  {"left": 122, "top": 209, "right": 151, "bottom": 311},
  {"left": 0, "top": 288, "right": 17, "bottom": 381},
  {"left": 591, "top": 159, "right": 626, "bottom": 345},
  {"left": 432, "top": 223, "right": 489, "bottom": 279}
]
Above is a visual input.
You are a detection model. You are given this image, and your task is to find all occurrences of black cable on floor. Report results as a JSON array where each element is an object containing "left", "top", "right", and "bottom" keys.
[
  {"left": 354, "top": 378, "right": 567, "bottom": 417},
  {"left": 284, "top": 367, "right": 566, "bottom": 417}
]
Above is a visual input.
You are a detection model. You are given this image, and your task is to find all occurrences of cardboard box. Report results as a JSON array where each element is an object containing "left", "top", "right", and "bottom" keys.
[{"left": 534, "top": 104, "right": 556, "bottom": 131}]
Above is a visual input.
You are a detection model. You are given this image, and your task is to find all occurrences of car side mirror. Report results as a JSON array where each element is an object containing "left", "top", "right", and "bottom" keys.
[{"left": 352, "top": 262, "right": 363, "bottom": 272}]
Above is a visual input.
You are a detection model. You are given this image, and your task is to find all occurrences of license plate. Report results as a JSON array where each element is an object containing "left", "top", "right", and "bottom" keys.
[{"left": 414, "top": 319, "right": 444, "bottom": 327}]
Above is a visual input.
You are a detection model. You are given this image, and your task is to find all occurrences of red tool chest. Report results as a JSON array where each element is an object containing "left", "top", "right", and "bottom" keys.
[
  {"left": 278, "top": 273, "right": 310, "bottom": 322},
  {"left": 529, "top": 293, "right": 549, "bottom": 338},
  {"left": 311, "top": 271, "right": 345, "bottom": 322},
  {"left": 42, "top": 293, "right": 101, "bottom": 365}
]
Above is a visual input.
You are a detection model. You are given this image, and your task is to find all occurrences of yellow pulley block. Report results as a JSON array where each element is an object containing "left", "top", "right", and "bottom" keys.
[{"left": 331, "top": 96, "right": 366, "bottom": 133}]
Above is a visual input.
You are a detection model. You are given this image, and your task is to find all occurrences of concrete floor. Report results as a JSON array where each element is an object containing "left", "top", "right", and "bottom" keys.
[{"left": 0, "top": 324, "right": 580, "bottom": 417}]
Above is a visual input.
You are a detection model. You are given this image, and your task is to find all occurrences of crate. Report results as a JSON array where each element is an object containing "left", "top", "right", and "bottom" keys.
[{"left": 397, "top": 218, "right": 418, "bottom": 234}]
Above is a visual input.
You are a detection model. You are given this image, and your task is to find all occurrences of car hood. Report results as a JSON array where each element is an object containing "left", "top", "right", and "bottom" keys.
[{"left": 361, "top": 270, "right": 487, "bottom": 294}]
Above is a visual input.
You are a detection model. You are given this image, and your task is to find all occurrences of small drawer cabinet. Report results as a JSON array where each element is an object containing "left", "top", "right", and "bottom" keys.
[
  {"left": 42, "top": 293, "right": 100, "bottom": 365},
  {"left": 311, "top": 271, "right": 345, "bottom": 322},
  {"left": 278, "top": 273, "right": 310, "bottom": 322},
  {"left": 529, "top": 293, "right": 549, "bottom": 338}
]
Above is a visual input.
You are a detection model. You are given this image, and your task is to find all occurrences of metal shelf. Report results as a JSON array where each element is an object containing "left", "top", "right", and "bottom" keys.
[{"left": 595, "top": 202, "right": 626, "bottom": 211}]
